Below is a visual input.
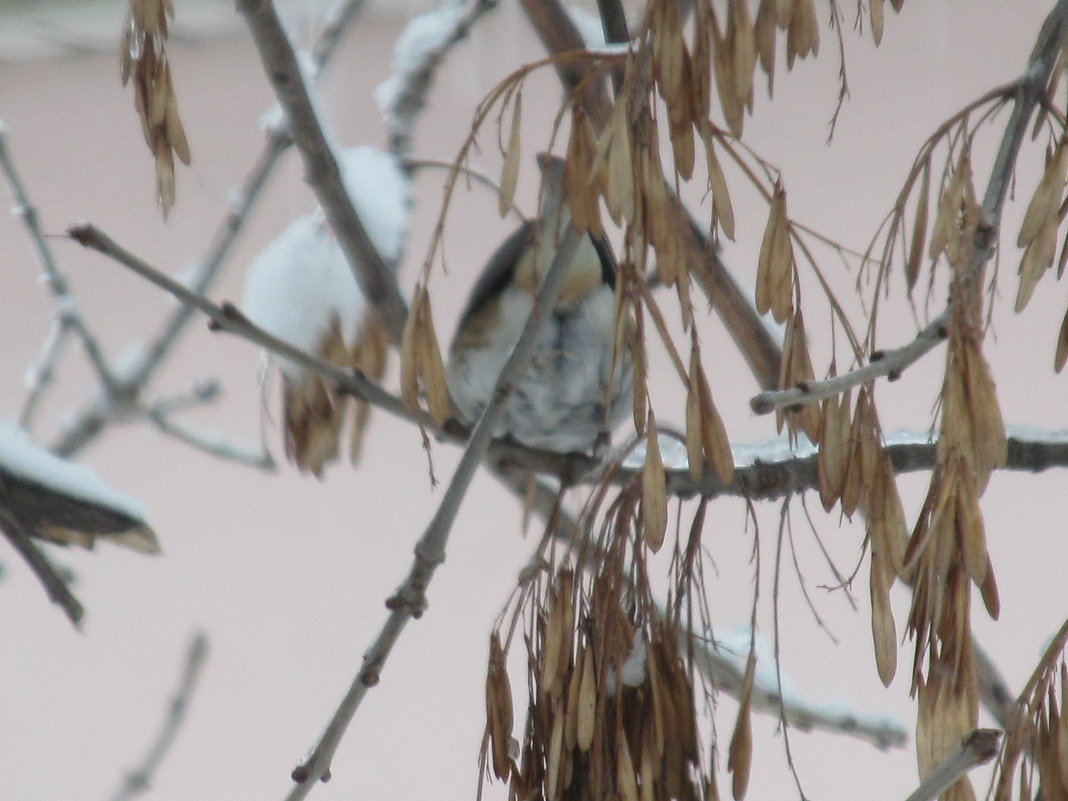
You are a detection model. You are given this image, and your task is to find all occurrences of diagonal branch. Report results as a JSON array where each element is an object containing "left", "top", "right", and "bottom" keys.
[
  {"left": 70, "top": 222, "right": 1068, "bottom": 500},
  {"left": 0, "top": 126, "right": 120, "bottom": 406},
  {"left": 105, "top": 631, "right": 210, "bottom": 801},
  {"left": 0, "top": 507, "right": 83, "bottom": 626},
  {"left": 237, "top": 0, "right": 409, "bottom": 343},
  {"left": 283, "top": 229, "right": 584, "bottom": 798}
]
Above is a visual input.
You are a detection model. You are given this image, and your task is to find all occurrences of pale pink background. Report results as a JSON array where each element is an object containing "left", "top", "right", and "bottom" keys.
[{"left": 0, "top": 3, "right": 1065, "bottom": 801}]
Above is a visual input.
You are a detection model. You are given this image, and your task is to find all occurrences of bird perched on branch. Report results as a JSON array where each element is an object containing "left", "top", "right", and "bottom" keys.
[{"left": 447, "top": 154, "right": 633, "bottom": 453}]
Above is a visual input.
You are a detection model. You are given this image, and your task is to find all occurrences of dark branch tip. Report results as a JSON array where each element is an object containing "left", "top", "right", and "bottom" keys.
[{"left": 870, "top": 350, "right": 886, "bottom": 362}]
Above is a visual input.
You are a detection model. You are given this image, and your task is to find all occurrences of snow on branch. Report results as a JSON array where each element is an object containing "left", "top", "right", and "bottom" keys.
[
  {"left": 375, "top": 0, "right": 500, "bottom": 161},
  {"left": 237, "top": 0, "right": 409, "bottom": 343}
]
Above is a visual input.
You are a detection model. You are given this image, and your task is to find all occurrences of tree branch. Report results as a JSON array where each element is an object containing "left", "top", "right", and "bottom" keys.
[
  {"left": 284, "top": 229, "right": 583, "bottom": 797},
  {"left": 901, "top": 729, "right": 1001, "bottom": 801},
  {"left": 237, "top": 0, "right": 409, "bottom": 343},
  {"left": 105, "top": 631, "right": 210, "bottom": 801},
  {"left": 65, "top": 224, "right": 421, "bottom": 432},
  {"left": 0, "top": 125, "right": 120, "bottom": 404},
  {"left": 0, "top": 507, "right": 83, "bottom": 627}
]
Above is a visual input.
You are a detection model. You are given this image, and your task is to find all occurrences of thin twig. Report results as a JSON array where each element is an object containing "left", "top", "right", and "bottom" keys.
[
  {"left": 238, "top": 0, "right": 409, "bottom": 343},
  {"left": 19, "top": 319, "right": 74, "bottom": 431},
  {"left": 750, "top": 316, "right": 949, "bottom": 414},
  {"left": 65, "top": 224, "right": 421, "bottom": 431},
  {"left": 0, "top": 508, "right": 83, "bottom": 626},
  {"left": 148, "top": 414, "right": 275, "bottom": 471},
  {"left": 0, "top": 125, "right": 120, "bottom": 402},
  {"left": 284, "top": 229, "right": 583, "bottom": 798},
  {"left": 901, "top": 729, "right": 1001, "bottom": 801},
  {"left": 106, "top": 631, "right": 210, "bottom": 801}
]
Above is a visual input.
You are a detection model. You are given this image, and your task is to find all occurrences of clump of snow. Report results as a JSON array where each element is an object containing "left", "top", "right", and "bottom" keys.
[
  {"left": 242, "top": 213, "right": 365, "bottom": 379},
  {"left": 374, "top": 1, "right": 466, "bottom": 114},
  {"left": 604, "top": 629, "right": 647, "bottom": 693},
  {"left": 338, "top": 146, "right": 410, "bottom": 262},
  {"left": 0, "top": 423, "right": 146, "bottom": 520},
  {"left": 241, "top": 146, "right": 409, "bottom": 379}
]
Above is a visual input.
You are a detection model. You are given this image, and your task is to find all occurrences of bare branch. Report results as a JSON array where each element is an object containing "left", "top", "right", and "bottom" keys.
[
  {"left": 106, "top": 631, "right": 210, "bottom": 801},
  {"left": 0, "top": 508, "right": 83, "bottom": 627},
  {"left": 65, "top": 224, "right": 421, "bottom": 431},
  {"left": 750, "top": 316, "right": 948, "bottom": 414},
  {"left": 901, "top": 729, "right": 1001, "bottom": 801},
  {"left": 237, "top": 0, "right": 409, "bottom": 343},
  {"left": 0, "top": 125, "right": 120, "bottom": 403},
  {"left": 148, "top": 414, "right": 275, "bottom": 471},
  {"left": 19, "top": 319, "right": 74, "bottom": 431},
  {"left": 285, "top": 229, "right": 583, "bottom": 797}
]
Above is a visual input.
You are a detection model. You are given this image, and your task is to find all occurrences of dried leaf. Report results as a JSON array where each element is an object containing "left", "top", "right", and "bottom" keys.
[
  {"left": 1019, "top": 138, "right": 1068, "bottom": 247},
  {"left": 499, "top": 93, "right": 522, "bottom": 217},
  {"left": 870, "top": 541, "right": 898, "bottom": 686},
  {"left": 703, "top": 131, "right": 736, "bottom": 240},
  {"left": 576, "top": 646, "right": 596, "bottom": 752},
  {"left": 642, "top": 411, "right": 668, "bottom": 552},
  {"left": 755, "top": 183, "right": 792, "bottom": 320},
  {"left": 727, "top": 651, "right": 755, "bottom": 800},
  {"left": 870, "top": 0, "right": 885, "bottom": 45},
  {"left": 617, "top": 736, "right": 640, "bottom": 801},
  {"left": 1056, "top": 305, "right": 1068, "bottom": 372},
  {"left": 907, "top": 161, "right": 931, "bottom": 292}
]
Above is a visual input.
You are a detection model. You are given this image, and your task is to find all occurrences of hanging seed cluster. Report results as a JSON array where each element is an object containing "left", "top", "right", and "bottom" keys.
[
  {"left": 882, "top": 143, "right": 1005, "bottom": 801},
  {"left": 484, "top": 555, "right": 709, "bottom": 801},
  {"left": 283, "top": 312, "right": 389, "bottom": 476},
  {"left": 120, "top": 0, "right": 190, "bottom": 216}
]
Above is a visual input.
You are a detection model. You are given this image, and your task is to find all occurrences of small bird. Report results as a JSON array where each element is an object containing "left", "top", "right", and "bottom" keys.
[{"left": 447, "top": 155, "right": 633, "bottom": 453}]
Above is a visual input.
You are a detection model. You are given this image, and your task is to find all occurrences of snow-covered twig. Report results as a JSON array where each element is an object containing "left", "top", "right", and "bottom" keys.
[
  {"left": 285, "top": 229, "right": 583, "bottom": 798},
  {"left": 377, "top": 0, "right": 500, "bottom": 161},
  {"left": 0, "top": 508, "right": 83, "bottom": 625},
  {"left": 51, "top": 0, "right": 368, "bottom": 458},
  {"left": 105, "top": 631, "right": 210, "bottom": 801},
  {"left": 19, "top": 318, "right": 74, "bottom": 430},
  {"left": 237, "top": 0, "right": 409, "bottom": 343},
  {"left": 0, "top": 125, "right": 120, "bottom": 412},
  {"left": 901, "top": 729, "right": 1001, "bottom": 801}
]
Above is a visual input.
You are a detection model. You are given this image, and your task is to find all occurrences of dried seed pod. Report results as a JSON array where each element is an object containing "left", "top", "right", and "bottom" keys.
[
  {"left": 755, "top": 183, "right": 793, "bottom": 322},
  {"left": 870, "top": 0, "right": 885, "bottom": 44},
  {"left": 499, "top": 92, "right": 523, "bottom": 217},
  {"left": 870, "top": 527, "right": 898, "bottom": 686},
  {"left": 727, "top": 651, "right": 754, "bottom": 800},
  {"left": 641, "top": 412, "right": 668, "bottom": 552},
  {"left": 906, "top": 161, "right": 931, "bottom": 292}
]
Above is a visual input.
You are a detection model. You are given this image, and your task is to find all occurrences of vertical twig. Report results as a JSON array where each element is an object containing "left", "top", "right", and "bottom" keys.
[
  {"left": 106, "top": 631, "right": 210, "bottom": 801},
  {"left": 0, "top": 508, "right": 83, "bottom": 626}
]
